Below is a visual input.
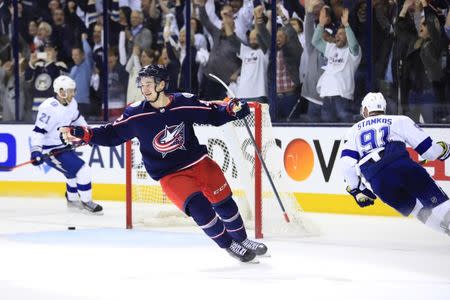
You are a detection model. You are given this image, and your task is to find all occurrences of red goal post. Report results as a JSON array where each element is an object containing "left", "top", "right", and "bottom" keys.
[{"left": 125, "top": 102, "right": 316, "bottom": 238}]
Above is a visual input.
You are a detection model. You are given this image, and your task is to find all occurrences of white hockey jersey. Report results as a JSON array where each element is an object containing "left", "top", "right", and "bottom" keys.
[
  {"left": 30, "top": 97, "right": 87, "bottom": 153},
  {"left": 340, "top": 114, "right": 443, "bottom": 189}
]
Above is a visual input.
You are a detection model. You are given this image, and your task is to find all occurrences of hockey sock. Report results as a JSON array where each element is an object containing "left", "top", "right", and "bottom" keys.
[
  {"left": 76, "top": 164, "right": 92, "bottom": 203},
  {"left": 186, "top": 193, "right": 233, "bottom": 248},
  {"left": 66, "top": 178, "right": 78, "bottom": 201},
  {"left": 213, "top": 197, "right": 247, "bottom": 243},
  {"left": 431, "top": 200, "right": 450, "bottom": 234},
  {"left": 410, "top": 200, "right": 449, "bottom": 234}
]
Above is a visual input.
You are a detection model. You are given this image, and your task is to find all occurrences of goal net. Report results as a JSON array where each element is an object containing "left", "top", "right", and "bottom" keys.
[{"left": 125, "top": 102, "right": 317, "bottom": 238}]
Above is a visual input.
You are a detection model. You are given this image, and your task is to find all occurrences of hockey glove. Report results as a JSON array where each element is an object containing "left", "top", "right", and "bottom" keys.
[
  {"left": 226, "top": 99, "right": 250, "bottom": 119},
  {"left": 437, "top": 141, "right": 450, "bottom": 161},
  {"left": 346, "top": 186, "right": 377, "bottom": 208},
  {"left": 31, "top": 151, "right": 44, "bottom": 166},
  {"left": 59, "top": 126, "right": 93, "bottom": 145}
]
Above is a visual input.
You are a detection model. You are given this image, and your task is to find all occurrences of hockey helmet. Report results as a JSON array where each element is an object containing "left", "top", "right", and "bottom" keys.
[
  {"left": 136, "top": 64, "right": 169, "bottom": 90},
  {"left": 53, "top": 75, "right": 76, "bottom": 94},
  {"left": 361, "top": 92, "right": 386, "bottom": 117},
  {"left": 53, "top": 75, "right": 76, "bottom": 104}
]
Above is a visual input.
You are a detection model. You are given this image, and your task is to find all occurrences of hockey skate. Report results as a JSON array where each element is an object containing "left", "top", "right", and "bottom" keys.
[
  {"left": 241, "top": 238, "right": 268, "bottom": 256},
  {"left": 65, "top": 192, "right": 81, "bottom": 210},
  {"left": 226, "top": 240, "right": 257, "bottom": 263},
  {"left": 81, "top": 201, "right": 103, "bottom": 215}
]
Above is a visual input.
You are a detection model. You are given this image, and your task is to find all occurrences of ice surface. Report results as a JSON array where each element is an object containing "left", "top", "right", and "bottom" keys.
[{"left": 1, "top": 197, "right": 450, "bottom": 300}]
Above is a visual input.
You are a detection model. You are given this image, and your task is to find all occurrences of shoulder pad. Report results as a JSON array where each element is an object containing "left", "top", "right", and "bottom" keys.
[
  {"left": 129, "top": 101, "right": 143, "bottom": 108},
  {"left": 55, "top": 61, "right": 68, "bottom": 69},
  {"left": 181, "top": 93, "right": 195, "bottom": 98}
]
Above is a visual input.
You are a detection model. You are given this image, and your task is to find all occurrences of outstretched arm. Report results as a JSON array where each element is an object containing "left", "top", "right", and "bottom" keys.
[{"left": 60, "top": 109, "right": 137, "bottom": 146}]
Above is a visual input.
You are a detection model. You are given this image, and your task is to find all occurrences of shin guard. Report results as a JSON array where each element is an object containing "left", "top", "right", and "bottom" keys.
[
  {"left": 186, "top": 193, "right": 232, "bottom": 248},
  {"left": 213, "top": 197, "right": 247, "bottom": 242}
]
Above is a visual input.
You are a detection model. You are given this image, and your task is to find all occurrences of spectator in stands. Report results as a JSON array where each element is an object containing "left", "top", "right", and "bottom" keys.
[
  {"left": 176, "top": 27, "right": 200, "bottom": 93},
  {"left": 158, "top": 43, "right": 180, "bottom": 93},
  {"left": 312, "top": 7, "right": 361, "bottom": 123},
  {"left": 196, "top": 0, "right": 241, "bottom": 99},
  {"left": 203, "top": 0, "right": 254, "bottom": 43},
  {"left": 7, "top": 1, "right": 30, "bottom": 43},
  {"left": 51, "top": 6, "right": 87, "bottom": 66},
  {"left": 33, "top": 21, "right": 53, "bottom": 51},
  {"left": 90, "top": 23, "right": 104, "bottom": 69},
  {"left": 25, "top": 42, "right": 68, "bottom": 116},
  {"left": 233, "top": 7, "right": 268, "bottom": 103},
  {"left": 398, "top": 0, "right": 446, "bottom": 123},
  {"left": 300, "top": 0, "right": 328, "bottom": 123},
  {"left": 126, "top": 10, "right": 153, "bottom": 59},
  {"left": 26, "top": 20, "right": 38, "bottom": 53},
  {"left": 39, "top": 0, "right": 62, "bottom": 24},
  {"left": 346, "top": 0, "right": 370, "bottom": 117},
  {"left": 0, "top": 55, "right": 28, "bottom": 121},
  {"left": 372, "top": 0, "right": 397, "bottom": 113},
  {"left": 106, "top": 46, "right": 129, "bottom": 120},
  {"left": 119, "top": 5, "right": 132, "bottom": 28},
  {"left": 0, "top": 0, "right": 10, "bottom": 36},
  {"left": 70, "top": 33, "right": 94, "bottom": 118},
  {"left": 120, "top": 0, "right": 141, "bottom": 11},
  {"left": 126, "top": 46, "right": 159, "bottom": 104},
  {"left": 256, "top": 4, "right": 302, "bottom": 122}
]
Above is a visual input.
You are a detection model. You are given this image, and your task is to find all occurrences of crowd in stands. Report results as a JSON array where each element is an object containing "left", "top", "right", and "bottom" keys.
[{"left": 0, "top": 0, "right": 449, "bottom": 123}]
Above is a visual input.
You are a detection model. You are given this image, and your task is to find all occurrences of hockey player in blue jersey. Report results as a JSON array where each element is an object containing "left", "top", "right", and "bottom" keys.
[
  {"left": 340, "top": 92, "right": 450, "bottom": 235},
  {"left": 30, "top": 75, "right": 103, "bottom": 214},
  {"left": 59, "top": 64, "right": 267, "bottom": 262}
]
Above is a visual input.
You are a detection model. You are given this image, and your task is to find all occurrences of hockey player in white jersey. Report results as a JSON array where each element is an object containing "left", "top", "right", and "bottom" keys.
[
  {"left": 340, "top": 92, "right": 450, "bottom": 235},
  {"left": 30, "top": 75, "right": 103, "bottom": 214}
]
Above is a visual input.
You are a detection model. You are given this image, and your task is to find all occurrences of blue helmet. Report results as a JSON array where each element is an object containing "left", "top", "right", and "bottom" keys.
[{"left": 136, "top": 64, "right": 169, "bottom": 90}]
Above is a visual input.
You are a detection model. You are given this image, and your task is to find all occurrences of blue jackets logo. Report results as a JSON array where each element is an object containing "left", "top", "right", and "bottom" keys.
[
  {"left": 0, "top": 133, "right": 16, "bottom": 172},
  {"left": 153, "top": 123, "right": 186, "bottom": 157}
]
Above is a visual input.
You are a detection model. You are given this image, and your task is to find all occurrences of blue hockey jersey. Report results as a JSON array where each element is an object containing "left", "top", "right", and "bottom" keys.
[{"left": 90, "top": 93, "right": 240, "bottom": 180}]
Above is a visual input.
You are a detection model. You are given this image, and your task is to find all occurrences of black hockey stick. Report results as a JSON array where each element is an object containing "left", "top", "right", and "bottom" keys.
[
  {"left": 208, "top": 73, "right": 290, "bottom": 223},
  {"left": 0, "top": 143, "right": 85, "bottom": 171}
]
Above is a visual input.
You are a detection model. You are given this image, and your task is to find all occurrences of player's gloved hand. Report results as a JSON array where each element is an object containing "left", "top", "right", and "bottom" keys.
[
  {"left": 30, "top": 151, "right": 44, "bottom": 166},
  {"left": 346, "top": 186, "right": 376, "bottom": 208},
  {"left": 226, "top": 99, "right": 250, "bottom": 119},
  {"left": 437, "top": 141, "right": 450, "bottom": 161},
  {"left": 59, "top": 126, "right": 93, "bottom": 145}
]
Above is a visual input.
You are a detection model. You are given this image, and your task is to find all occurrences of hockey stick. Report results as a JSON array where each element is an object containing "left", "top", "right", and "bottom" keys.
[
  {"left": 0, "top": 143, "right": 85, "bottom": 171},
  {"left": 286, "top": 99, "right": 301, "bottom": 122},
  {"left": 208, "top": 73, "right": 290, "bottom": 223}
]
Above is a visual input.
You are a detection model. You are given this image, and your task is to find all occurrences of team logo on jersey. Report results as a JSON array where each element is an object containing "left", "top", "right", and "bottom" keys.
[
  {"left": 35, "top": 73, "right": 52, "bottom": 91},
  {"left": 152, "top": 122, "right": 186, "bottom": 157}
]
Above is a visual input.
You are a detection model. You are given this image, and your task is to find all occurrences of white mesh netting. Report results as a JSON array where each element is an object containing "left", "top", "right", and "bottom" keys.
[{"left": 128, "top": 103, "right": 317, "bottom": 237}]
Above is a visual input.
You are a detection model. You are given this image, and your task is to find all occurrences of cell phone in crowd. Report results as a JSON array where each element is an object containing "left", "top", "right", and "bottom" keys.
[{"left": 37, "top": 52, "right": 47, "bottom": 60}]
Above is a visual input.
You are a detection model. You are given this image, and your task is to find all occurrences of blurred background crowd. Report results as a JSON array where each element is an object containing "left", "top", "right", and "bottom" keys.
[{"left": 0, "top": 0, "right": 449, "bottom": 124}]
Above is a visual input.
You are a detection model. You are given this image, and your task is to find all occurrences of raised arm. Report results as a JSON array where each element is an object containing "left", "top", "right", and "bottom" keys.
[
  {"left": 311, "top": 6, "right": 328, "bottom": 54},
  {"left": 254, "top": 5, "right": 270, "bottom": 53},
  {"left": 341, "top": 8, "right": 360, "bottom": 56},
  {"left": 197, "top": 0, "right": 221, "bottom": 38}
]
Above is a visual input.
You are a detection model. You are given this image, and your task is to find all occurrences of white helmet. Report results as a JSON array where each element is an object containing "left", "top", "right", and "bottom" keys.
[
  {"left": 53, "top": 75, "right": 76, "bottom": 95},
  {"left": 361, "top": 92, "right": 386, "bottom": 117}
]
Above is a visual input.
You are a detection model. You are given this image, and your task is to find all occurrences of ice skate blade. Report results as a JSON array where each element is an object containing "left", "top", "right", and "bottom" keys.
[
  {"left": 242, "top": 258, "right": 260, "bottom": 264},
  {"left": 258, "top": 253, "right": 271, "bottom": 258},
  {"left": 66, "top": 201, "right": 82, "bottom": 210},
  {"left": 80, "top": 209, "right": 104, "bottom": 216}
]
